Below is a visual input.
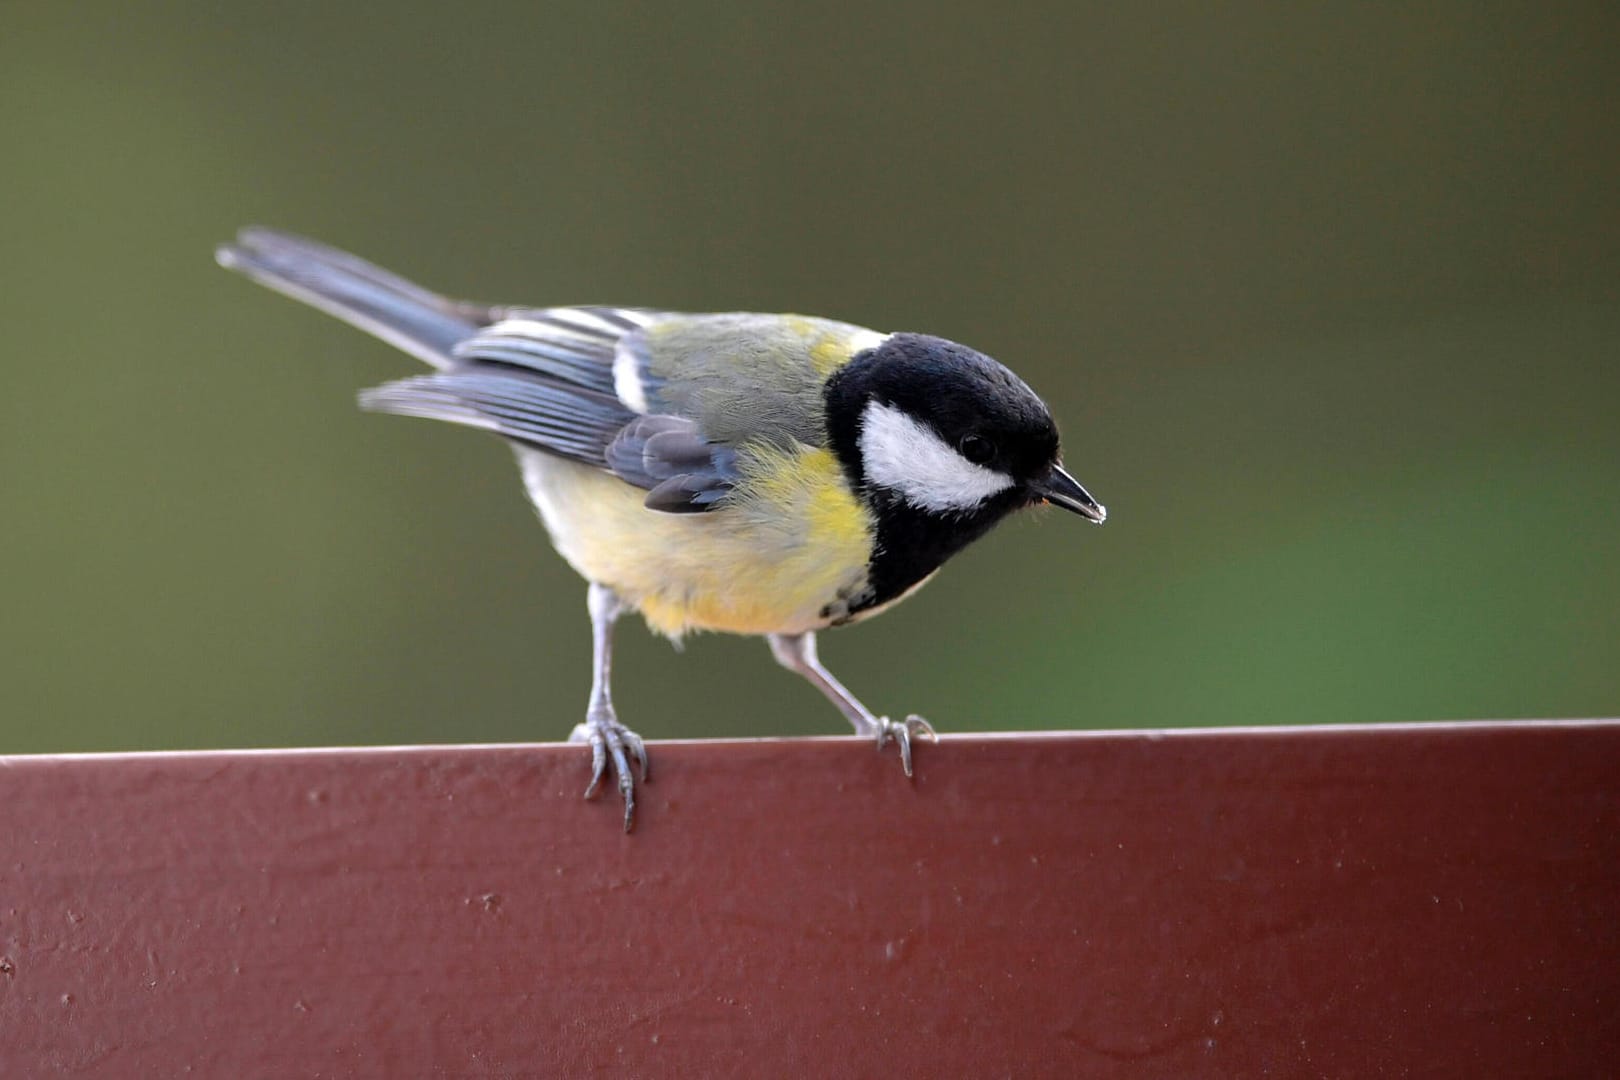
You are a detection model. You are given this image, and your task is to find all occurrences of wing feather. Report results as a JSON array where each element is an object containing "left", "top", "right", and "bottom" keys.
[
  {"left": 603, "top": 414, "right": 739, "bottom": 513},
  {"left": 360, "top": 372, "right": 632, "bottom": 466},
  {"left": 453, "top": 308, "right": 667, "bottom": 400}
]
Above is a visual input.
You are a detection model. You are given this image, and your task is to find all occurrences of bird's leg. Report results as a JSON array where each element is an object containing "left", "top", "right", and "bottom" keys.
[
  {"left": 767, "top": 632, "right": 936, "bottom": 777},
  {"left": 568, "top": 583, "right": 648, "bottom": 831},
  {"left": 767, "top": 631, "right": 879, "bottom": 736}
]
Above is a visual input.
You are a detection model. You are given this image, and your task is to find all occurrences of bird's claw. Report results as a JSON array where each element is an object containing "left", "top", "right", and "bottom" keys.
[
  {"left": 874, "top": 714, "right": 937, "bottom": 777},
  {"left": 570, "top": 714, "right": 649, "bottom": 832}
]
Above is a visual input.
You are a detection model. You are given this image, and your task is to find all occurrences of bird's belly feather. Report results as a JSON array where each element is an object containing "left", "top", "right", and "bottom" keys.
[{"left": 517, "top": 449, "right": 874, "bottom": 638}]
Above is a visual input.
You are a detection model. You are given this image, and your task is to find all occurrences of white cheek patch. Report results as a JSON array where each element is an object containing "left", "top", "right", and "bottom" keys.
[{"left": 858, "top": 400, "right": 1015, "bottom": 513}]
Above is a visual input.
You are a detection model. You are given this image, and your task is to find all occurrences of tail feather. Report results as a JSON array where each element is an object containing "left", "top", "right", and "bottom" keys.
[{"left": 216, "top": 227, "right": 487, "bottom": 368}]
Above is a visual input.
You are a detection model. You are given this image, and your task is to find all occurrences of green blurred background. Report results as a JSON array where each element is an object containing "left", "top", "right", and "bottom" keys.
[{"left": 4, "top": 4, "right": 1617, "bottom": 753}]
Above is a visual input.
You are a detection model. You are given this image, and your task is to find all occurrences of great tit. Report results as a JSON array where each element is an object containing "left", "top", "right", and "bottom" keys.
[{"left": 217, "top": 228, "right": 1106, "bottom": 831}]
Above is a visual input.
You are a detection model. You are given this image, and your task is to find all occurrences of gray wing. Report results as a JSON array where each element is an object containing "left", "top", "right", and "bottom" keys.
[
  {"left": 358, "top": 371, "right": 634, "bottom": 466},
  {"left": 603, "top": 414, "right": 739, "bottom": 512},
  {"left": 218, "top": 228, "right": 743, "bottom": 510},
  {"left": 451, "top": 307, "right": 659, "bottom": 397},
  {"left": 406, "top": 310, "right": 743, "bottom": 509},
  {"left": 360, "top": 370, "right": 741, "bottom": 511}
]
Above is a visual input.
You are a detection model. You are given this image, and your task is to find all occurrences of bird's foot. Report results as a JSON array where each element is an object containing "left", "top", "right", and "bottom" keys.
[
  {"left": 874, "top": 714, "right": 937, "bottom": 778},
  {"left": 569, "top": 712, "right": 649, "bottom": 832}
]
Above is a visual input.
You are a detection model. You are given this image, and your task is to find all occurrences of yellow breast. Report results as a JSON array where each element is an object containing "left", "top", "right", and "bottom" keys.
[{"left": 518, "top": 444, "right": 874, "bottom": 638}]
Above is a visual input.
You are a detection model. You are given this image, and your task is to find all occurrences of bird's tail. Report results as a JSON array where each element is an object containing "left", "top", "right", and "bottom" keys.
[{"left": 215, "top": 227, "right": 491, "bottom": 368}]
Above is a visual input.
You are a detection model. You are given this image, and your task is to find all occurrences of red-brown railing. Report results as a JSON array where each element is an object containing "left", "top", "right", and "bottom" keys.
[{"left": 5, "top": 721, "right": 1617, "bottom": 1075}]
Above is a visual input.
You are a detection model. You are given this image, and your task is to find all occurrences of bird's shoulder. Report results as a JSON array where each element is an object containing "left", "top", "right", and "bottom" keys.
[
  {"left": 634, "top": 312, "right": 886, "bottom": 381},
  {"left": 621, "top": 313, "right": 888, "bottom": 450}
]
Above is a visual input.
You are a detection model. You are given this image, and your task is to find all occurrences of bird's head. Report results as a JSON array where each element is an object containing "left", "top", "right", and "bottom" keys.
[{"left": 825, "top": 333, "right": 1105, "bottom": 529}]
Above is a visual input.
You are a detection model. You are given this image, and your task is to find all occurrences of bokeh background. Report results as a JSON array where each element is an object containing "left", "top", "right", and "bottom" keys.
[{"left": 4, "top": 4, "right": 1617, "bottom": 753}]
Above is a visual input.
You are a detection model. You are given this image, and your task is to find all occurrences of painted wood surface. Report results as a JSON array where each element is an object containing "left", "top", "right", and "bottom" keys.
[{"left": 4, "top": 722, "right": 1617, "bottom": 1076}]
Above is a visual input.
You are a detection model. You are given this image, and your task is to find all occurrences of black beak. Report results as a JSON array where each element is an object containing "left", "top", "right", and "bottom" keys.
[{"left": 1031, "top": 464, "right": 1106, "bottom": 523}]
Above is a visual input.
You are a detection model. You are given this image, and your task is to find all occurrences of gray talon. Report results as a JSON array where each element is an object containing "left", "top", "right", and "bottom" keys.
[
  {"left": 626, "top": 731, "right": 650, "bottom": 782},
  {"left": 571, "top": 713, "right": 648, "bottom": 831},
  {"left": 875, "top": 715, "right": 935, "bottom": 778},
  {"left": 583, "top": 733, "right": 608, "bottom": 799}
]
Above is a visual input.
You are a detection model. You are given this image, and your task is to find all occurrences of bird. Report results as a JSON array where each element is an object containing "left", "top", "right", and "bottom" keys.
[{"left": 216, "top": 228, "right": 1106, "bottom": 831}]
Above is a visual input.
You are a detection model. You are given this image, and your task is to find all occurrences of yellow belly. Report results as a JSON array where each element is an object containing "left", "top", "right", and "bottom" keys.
[{"left": 518, "top": 445, "right": 874, "bottom": 638}]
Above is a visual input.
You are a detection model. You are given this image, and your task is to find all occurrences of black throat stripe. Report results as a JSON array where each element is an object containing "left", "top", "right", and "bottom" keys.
[{"left": 836, "top": 491, "right": 1015, "bottom": 622}]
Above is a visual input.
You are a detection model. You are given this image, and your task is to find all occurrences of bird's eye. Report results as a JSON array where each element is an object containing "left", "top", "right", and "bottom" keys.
[{"left": 958, "top": 433, "right": 995, "bottom": 465}]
